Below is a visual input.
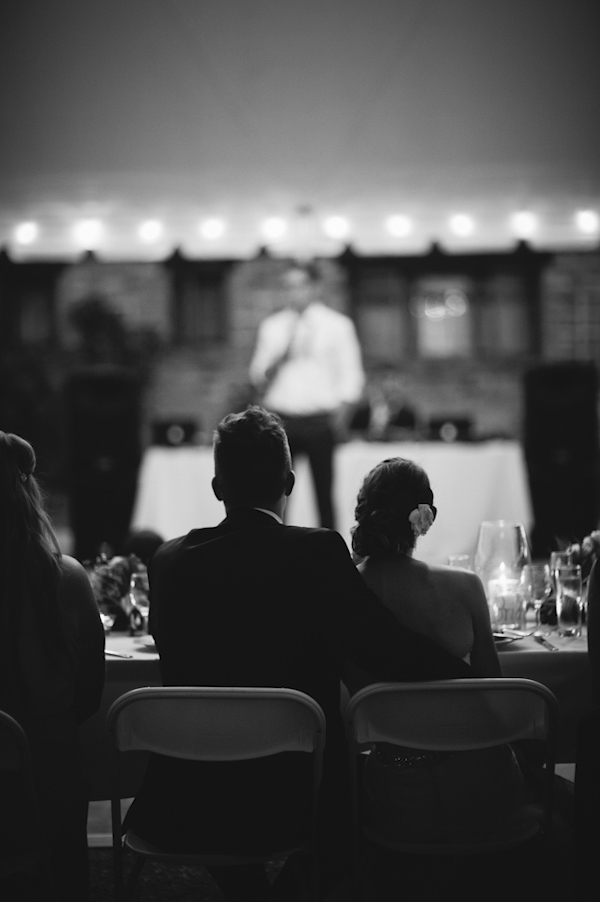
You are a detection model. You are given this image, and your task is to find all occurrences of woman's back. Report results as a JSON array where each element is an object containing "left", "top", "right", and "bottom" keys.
[{"left": 357, "top": 555, "right": 500, "bottom": 675}]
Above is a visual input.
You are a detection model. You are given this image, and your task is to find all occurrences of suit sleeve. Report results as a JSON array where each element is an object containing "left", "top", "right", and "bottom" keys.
[{"left": 322, "top": 532, "right": 475, "bottom": 681}]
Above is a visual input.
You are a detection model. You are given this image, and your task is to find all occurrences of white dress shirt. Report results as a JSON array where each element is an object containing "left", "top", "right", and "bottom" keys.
[{"left": 249, "top": 302, "right": 365, "bottom": 416}]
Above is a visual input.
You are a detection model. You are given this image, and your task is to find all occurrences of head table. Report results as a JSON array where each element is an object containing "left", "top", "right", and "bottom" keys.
[
  {"left": 80, "top": 627, "right": 591, "bottom": 802},
  {"left": 131, "top": 439, "right": 532, "bottom": 566}
]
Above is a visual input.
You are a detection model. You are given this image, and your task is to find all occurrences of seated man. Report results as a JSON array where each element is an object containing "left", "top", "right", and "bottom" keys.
[{"left": 125, "top": 406, "right": 474, "bottom": 900}]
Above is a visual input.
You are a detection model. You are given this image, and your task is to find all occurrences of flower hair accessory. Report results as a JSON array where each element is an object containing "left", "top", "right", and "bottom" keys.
[
  {"left": 408, "top": 503, "right": 434, "bottom": 538},
  {"left": 19, "top": 471, "right": 28, "bottom": 483}
]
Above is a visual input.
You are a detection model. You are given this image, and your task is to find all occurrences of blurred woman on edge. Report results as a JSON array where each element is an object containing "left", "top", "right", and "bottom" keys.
[{"left": 0, "top": 431, "right": 105, "bottom": 900}]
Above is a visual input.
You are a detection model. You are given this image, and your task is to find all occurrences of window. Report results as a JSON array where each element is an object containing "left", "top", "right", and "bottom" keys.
[
  {"left": 174, "top": 273, "right": 227, "bottom": 345},
  {"left": 409, "top": 276, "right": 472, "bottom": 358},
  {"left": 354, "top": 268, "right": 407, "bottom": 364},
  {"left": 479, "top": 275, "right": 529, "bottom": 356}
]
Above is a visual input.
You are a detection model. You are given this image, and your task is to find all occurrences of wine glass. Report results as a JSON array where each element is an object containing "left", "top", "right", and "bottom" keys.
[
  {"left": 519, "top": 563, "right": 552, "bottom": 629},
  {"left": 474, "top": 521, "right": 531, "bottom": 591}
]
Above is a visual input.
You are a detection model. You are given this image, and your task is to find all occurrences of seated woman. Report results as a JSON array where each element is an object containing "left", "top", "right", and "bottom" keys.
[
  {"left": 0, "top": 432, "right": 105, "bottom": 900},
  {"left": 350, "top": 456, "right": 525, "bottom": 845}
]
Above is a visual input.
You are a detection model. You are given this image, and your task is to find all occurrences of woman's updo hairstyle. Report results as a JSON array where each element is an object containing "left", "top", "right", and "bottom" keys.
[{"left": 351, "top": 457, "right": 436, "bottom": 560}]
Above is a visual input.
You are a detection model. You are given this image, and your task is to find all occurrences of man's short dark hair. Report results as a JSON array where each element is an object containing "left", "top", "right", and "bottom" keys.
[{"left": 213, "top": 406, "right": 292, "bottom": 506}]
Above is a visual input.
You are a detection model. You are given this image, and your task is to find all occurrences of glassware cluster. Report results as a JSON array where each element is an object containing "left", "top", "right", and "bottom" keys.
[{"left": 474, "top": 521, "right": 586, "bottom": 636}]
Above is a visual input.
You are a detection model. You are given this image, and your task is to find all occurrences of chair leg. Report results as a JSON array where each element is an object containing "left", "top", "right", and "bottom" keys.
[
  {"left": 112, "top": 837, "right": 124, "bottom": 902},
  {"left": 123, "top": 855, "right": 145, "bottom": 901}
]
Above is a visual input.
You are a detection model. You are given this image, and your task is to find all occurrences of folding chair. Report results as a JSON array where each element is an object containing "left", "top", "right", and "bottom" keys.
[
  {"left": 107, "top": 686, "right": 326, "bottom": 901},
  {"left": 346, "top": 678, "right": 558, "bottom": 868},
  {"left": 0, "top": 710, "right": 50, "bottom": 891}
]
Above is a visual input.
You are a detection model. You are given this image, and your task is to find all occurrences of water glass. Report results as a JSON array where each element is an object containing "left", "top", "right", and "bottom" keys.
[
  {"left": 550, "top": 551, "right": 574, "bottom": 590},
  {"left": 550, "top": 550, "right": 574, "bottom": 570},
  {"left": 555, "top": 565, "right": 583, "bottom": 636},
  {"left": 129, "top": 570, "right": 150, "bottom": 632},
  {"left": 519, "top": 563, "right": 552, "bottom": 627}
]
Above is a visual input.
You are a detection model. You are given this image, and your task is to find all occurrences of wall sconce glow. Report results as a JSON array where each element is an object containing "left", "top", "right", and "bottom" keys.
[
  {"left": 73, "top": 218, "right": 103, "bottom": 249},
  {"left": 575, "top": 209, "right": 599, "bottom": 234},
  {"left": 14, "top": 221, "right": 39, "bottom": 245},
  {"left": 511, "top": 211, "right": 537, "bottom": 238},
  {"left": 138, "top": 219, "right": 163, "bottom": 242},
  {"left": 322, "top": 216, "right": 350, "bottom": 239},
  {"left": 261, "top": 217, "right": 287, "bottom": 240},
  {"left": 449, "top": 214, "right": 474, "bottom": 236},
  {"left": 200, "top": 218, "right": 226, "bottom": 240},
  {"left": 386, "top": 214, "right": 412, "bottom": 237}
]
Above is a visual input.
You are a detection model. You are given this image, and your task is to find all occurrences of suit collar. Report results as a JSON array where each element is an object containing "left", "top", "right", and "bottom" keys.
[{"left": 220, "top": 507, "right": 283, "bottom": 530}]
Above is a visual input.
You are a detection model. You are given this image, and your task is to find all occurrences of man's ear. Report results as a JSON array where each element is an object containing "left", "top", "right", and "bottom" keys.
[
  {"left": 284, "top": 470, "right": 296, "bottom": 497},
  {"left": 212, "top": 476, "right": 223, "bottom": 501}
]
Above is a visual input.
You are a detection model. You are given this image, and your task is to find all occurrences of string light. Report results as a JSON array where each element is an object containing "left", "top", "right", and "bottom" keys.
[
  {"left": 261, "top": 217, "right": 287, "bottom": 240},
  {"left": 386, "top": 214, "right": 412, "bottom": 237},
  {"left": 14, "top": 221, "right": 39, "bottom": 245},
  {"left": 322, "top": 216, "right": 350, "bottom": 239},
  {"left": 511, "top": 211, "right": 537, "bottom": 239},
  {"left": 138, "top": 219, "right": 163, "bottom": 242},
  {"left": 73, "top": 218, "right": 103, "bottom": 249},
  {"left": 575, "top": 209, "right": 599, "bottom": 235},
  {"left": 9, "top": 205, "right": 600, "bottom": 256},
  {"left": 449, "top": 214, "right": 474, "bottom": 237},
  {"left": 199, "top": 218, "right": 226, "bottom": 240}
]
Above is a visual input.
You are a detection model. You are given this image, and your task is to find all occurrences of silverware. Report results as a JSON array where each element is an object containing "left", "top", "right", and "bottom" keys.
[
  {"left": 105, "top": 649, "right": 133, "bottom": 659},
  {"left": 534, "top": 634, "right": 559, "bottom": 652},
  {"left": 501, "top": 628, "right": 535, "bottom": 638}
]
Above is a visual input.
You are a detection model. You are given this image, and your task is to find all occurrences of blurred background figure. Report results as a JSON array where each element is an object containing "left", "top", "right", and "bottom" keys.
[{"left": 249, "top": 260, "right": 365, "bottom": 528}]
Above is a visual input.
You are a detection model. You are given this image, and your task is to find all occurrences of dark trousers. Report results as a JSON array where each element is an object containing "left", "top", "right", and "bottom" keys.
[{"left": 278, "top": 413, "right": 337, "bottom": 530}]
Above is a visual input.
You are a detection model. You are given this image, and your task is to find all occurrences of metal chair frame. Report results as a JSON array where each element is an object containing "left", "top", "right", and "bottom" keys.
[
  {"left": 0, "top": 709, "right": 51, "bottom": 888},
  {"left": 346, "top": 678, "right": 559, "bottom": 871},
  {"left": 107, "top": 686, "right": 326, "bottom": 901}
]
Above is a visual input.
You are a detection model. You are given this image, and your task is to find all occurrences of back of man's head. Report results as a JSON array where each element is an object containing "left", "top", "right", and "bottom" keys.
[{"left": 213, "top": 406, "right": 292, "bottom": 508}]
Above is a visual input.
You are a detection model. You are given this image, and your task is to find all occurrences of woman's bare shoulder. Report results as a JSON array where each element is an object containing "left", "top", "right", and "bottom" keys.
[{"left": 428, "top": 564, "right": 487, "bottom": 600}]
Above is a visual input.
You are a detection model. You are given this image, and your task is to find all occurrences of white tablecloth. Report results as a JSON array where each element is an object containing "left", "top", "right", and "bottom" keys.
[{"left": 131, "top": 440, "right": 533, "bottom": 566}]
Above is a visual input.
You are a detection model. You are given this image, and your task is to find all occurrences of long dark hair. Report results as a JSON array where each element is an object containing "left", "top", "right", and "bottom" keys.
[
  {"left": 0, "top": 431, "right": 69, "bottom": 686},
  {"left": 352, "top": 457, "right": 436, "bottom": 560}
]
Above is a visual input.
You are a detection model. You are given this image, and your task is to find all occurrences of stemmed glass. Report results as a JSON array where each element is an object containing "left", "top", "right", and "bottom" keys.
[
  {"left": 474, "top": 521, "right": 531, "bottom": 590},
  {"left": 519, "top": 563, "right": 552, "bottom": 629},
  {"left": 474, "top": 521, "right": 531, "bottom": 631}
]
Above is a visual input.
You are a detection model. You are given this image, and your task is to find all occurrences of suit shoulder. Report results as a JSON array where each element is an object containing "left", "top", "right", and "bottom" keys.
[
  {"left": 153, "top": 528, "right": 215, "bottom": 559},
  {"left": 282, "top": 525, "right": 350, "bottom": 552}
]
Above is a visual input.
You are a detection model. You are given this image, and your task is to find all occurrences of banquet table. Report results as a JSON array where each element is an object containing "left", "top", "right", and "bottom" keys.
[
  {"left": 81, "top": 627, "right": 592, "bottom": 801},
  {"left": 131, "top": 439, "right": 533, "bottom": 565}
]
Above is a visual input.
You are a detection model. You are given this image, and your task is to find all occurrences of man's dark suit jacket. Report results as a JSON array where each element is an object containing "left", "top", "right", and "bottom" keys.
[{"left": 125, "top": 507, "right": 473, "bottom": 853}]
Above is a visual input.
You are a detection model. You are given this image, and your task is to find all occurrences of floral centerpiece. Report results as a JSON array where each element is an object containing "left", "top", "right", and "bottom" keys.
[
  {"left": 566, "top": 530, "right": 600, "bottom": 583},
  {"left": 89, "top": 553, "right": 146, "bottom": 631}
]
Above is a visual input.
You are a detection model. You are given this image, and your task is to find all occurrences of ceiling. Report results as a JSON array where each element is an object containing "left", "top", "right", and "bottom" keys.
[{"left": 1, "top": 0, "right": 599, "bottom": 260}]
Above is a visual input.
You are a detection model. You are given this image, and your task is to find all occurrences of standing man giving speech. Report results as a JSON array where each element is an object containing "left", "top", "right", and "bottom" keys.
[{"left": 249, "top": 261, "right": 365, "bottom": 529}]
